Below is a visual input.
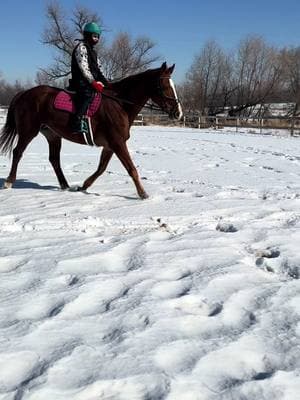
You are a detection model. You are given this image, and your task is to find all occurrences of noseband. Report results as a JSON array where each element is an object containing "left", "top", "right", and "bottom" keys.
[{"left": 155, "top": 77, "right": 181, "bottom": 115}]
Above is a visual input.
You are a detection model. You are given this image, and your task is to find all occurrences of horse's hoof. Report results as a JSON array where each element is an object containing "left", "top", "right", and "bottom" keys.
[
  {"left": 68, "top": 185, "right": 80, "bottom": 192},
  {"left": 3, "top": 181, "right": 12, "bottom": 189},
  {"left": 69, "top": 185, "right": 86, "bottom": 192},
  {"left": 140, "top": 192, "right": 149, "bottom": 199},
  {"left": 60, "top": 185, "right": 70, "bottom": 191}
]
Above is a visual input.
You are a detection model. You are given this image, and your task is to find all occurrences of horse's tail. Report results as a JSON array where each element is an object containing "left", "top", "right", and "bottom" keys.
[{"left": 0, "top": 91, "right": 24, "bottom": 157}]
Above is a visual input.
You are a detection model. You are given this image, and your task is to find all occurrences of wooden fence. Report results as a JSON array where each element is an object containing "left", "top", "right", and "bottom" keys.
[
  {"left": 133, "top": 113, "right": 300, "bottom": 136},
  {"left": 0, "top": 106, "right": 8, "bottom": 126},
  {"left": 1, "top": 107, "right": 299, "bottom": 136}
]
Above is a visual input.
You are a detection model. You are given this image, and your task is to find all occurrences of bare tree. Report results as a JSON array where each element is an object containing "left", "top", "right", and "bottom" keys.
[
  {"left": 230, "top": 36, "right": 282, "bottom": 116},
  {"left": 177, "top": 82, "right": 195, "bottom": 114},
  {"left": 102, "top": 32, "right": 159, "bottom": 80},
  {"left": 280, "top": 47, "right": 300, "bottom": 116},
  {"left": 39, "top": 1, "right": 159, "bottom": 84},
  {"left": 183, "top": 40, "right": 235, "bottom": 114},
  {"left": 0, "top": 76, "right": 32, "bottom": 105},
  {"left": 35, "top": 70, "right": 60, "bottom": 86},
  {"left": 181, "top": 36, "right": 288, "bottom": 116}
]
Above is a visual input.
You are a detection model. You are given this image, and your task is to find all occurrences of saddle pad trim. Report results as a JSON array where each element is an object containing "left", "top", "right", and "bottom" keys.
[{"left": 54, "top": 91, "right": 101, "bottom": 117}]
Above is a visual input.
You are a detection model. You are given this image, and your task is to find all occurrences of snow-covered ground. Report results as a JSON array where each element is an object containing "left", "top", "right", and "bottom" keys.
[{"left": 0, "top": 125, "right": 299, "bottom": 400}]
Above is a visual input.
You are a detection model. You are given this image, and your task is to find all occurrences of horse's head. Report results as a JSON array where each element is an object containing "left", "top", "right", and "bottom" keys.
[{"left": 150, "top": 62, "right": 183, "bottom": 120}]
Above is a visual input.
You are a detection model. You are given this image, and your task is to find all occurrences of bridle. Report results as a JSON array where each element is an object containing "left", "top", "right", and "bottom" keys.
[
  {"left": 153, "top": 76, "right": 181, "bottom": 116},
  {"left": 102, "top": 76, "right": 181, "bottom": 116}
]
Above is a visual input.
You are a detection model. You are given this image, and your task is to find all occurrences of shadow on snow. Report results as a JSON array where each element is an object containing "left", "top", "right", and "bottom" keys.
[{"left": 0, "top": 178, "right": 58, "bottom": 191}]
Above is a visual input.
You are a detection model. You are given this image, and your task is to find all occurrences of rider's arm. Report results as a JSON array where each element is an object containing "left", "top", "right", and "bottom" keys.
[
  {"left": 74, "top": 43, "right": 96, "bottom": 84},
  {"left": 96, "top": 57, "right": 109, "bottom": 85}
]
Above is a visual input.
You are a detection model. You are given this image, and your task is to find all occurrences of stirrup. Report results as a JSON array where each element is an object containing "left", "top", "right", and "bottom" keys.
[{"left": 80, "top": 117, "right": 89, "bottom": 134}]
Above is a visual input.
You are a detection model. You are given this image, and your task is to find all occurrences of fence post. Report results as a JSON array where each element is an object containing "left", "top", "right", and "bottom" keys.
[
  {"left": 198, "top": 116, "right": 201, "bottom": 129},
  {"left": 236, "top": 118, "right": 239, "bottom": 132},
  {"left": 183, "top": 115, "right": 186, "bottom": 127},
  {"left": 290, "top": 118, "right": 295, "bottom": 136},
  {"left": 260, "top": 118, "right": 264, "bottom": 134}
]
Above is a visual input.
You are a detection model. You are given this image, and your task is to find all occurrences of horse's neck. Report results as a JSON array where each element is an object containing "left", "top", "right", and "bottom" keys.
[{"left": 116, "top": 77, "right": 151, "bottom": 123}]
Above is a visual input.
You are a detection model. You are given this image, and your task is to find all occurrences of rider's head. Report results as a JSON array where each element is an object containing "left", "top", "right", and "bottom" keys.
[{"left": 83, "top": 22, "right": 102, "bottom": 46}]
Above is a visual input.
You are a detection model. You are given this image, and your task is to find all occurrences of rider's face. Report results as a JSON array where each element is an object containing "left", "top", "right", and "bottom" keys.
[{"left": 91, "top": 34, "right": 100, "bottom": 44}]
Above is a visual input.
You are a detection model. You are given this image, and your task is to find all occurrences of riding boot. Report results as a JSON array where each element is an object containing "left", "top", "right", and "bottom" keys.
[
  {"left": 71, "top": 114, "right": 89, "bottom": 134},
  {"left": 71, "top": 114, "right": 83, "bottom": 133}
]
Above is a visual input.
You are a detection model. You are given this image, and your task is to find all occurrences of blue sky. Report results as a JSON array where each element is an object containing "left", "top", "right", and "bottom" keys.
[{"left": 0, "top": 0, "right": 299, "bottom": 84}]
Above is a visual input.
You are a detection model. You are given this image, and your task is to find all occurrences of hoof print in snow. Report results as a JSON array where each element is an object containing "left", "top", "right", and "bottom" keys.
[
  {"left": 255, "top": 247, "right": 280, "bottom": 258},
  {"left": 156, "top": 218, "right": 169, "bottom": 230},
  {"left": 255, "top": 257, "right": 274, "bottom": 272},
  {"left": 256, "top": 254, "right": 299, "bottom": 279},
  {"left": 281, "top": 261, "right": 300, "bottom": 280},
  {"left": 173, "top": 187, "right": 185, "bottom": 193},
  {"left": 208, "top": 303, "right": 223, "bottom": 317},
  {"left": 216, "top": 222, "right": 238, "bottom": 233},
  {"left": 253, "top": 371, "right": 275, "bottom": 381},
  {"left": 68, "top": 276, "right": 80, "bottom": 286},
  {"left": 49, "top": 302, "right": 65, "bottom": 317},
  {"left": 255, "top": 247, "right": 281, "bottom": 273}
]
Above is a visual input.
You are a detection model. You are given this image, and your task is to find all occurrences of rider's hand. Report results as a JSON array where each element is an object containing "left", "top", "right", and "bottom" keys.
[{"left": 91, "top": 81, "right": 105, "bottom": 92}]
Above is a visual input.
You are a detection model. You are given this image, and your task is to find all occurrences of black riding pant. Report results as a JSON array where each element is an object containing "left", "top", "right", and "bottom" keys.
[{"left": 74, "top": 81, "right": 95, "bottom": 118}]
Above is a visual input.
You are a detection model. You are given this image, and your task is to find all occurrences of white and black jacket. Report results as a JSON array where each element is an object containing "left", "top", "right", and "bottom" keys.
[{"left": 71, "top": 41, "right": 108, "bottom": 89}]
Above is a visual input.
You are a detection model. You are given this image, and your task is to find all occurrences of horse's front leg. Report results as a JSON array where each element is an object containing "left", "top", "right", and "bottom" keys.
[
  {"left": 79, "top": 147, "right": 113, "bottom": 191},
  {"left": 111, "top": 141, "right": 148, "bottom": 199}
]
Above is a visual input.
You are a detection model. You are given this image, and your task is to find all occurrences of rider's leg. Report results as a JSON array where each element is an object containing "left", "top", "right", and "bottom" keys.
[{"left": 72, "top": 84, "right": 94, "bottom": 133}]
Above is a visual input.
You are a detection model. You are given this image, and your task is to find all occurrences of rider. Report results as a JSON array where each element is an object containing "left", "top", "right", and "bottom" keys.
[{"left": 70, "top": 22, "right": 109, "bottom": 133}]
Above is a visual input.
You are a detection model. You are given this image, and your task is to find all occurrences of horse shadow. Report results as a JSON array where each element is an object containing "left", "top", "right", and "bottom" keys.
[
  {"left": 0, "top": 179, "right": 139, "bottom": 198},
  {"left": 0, "top": 178, "right": 58, "bottom": 191},
  {"left": 71, "top": 188, "right": 139, "bottom": 200}
]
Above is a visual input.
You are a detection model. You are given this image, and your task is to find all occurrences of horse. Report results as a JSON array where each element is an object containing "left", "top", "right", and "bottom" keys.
[{"left": 0, "top": 62, "right": 183, "bottom": 199}]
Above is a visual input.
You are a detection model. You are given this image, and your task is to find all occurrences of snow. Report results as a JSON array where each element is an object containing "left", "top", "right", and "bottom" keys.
[{"left": 0, "top": 124, "right": 300, "bottom": 400}]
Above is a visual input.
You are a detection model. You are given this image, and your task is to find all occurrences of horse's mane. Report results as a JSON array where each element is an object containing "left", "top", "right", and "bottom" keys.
[
  {"left": 40, "top": 67, "right": 161, "bottom": 95},
  {"left": 110, "top": 67, "right": 160, "bottom": 91}
]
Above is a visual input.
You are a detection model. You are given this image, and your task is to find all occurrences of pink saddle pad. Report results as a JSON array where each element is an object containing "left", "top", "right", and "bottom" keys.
[{"left": 54, "top": 91, "right": 101, "bottom": 117}]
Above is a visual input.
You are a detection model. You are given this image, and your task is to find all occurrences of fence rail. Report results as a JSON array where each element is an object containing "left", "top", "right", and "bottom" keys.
[
  {"left": 1, "top": 107, "right": 299, "bottom": 136},
  {"left": 133, "top": 113, "right": 300, "bottom": 136},
  {"left": 0, "top": 106, "right": 8, "bottom": 125}
]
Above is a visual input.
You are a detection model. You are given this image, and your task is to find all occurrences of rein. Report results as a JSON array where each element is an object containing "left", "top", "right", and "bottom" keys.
[
  {"left": 101, "top": 91, "right": 133, "bottom": 105},
  {"left": 101, "top": 91, "right": 161, "bottom": 112},
  {"left": 102, "top": 76, "right": 179, "bottom": 113}
]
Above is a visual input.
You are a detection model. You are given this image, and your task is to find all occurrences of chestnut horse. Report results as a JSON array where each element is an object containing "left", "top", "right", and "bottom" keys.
[{"left": 0, "top": 62, "right": 183, "bottom": 199}]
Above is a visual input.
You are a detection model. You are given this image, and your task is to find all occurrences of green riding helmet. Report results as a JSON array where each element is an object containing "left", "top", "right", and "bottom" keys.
[{"left": 83, "top": 22, "right": 102, "bottom": 35}]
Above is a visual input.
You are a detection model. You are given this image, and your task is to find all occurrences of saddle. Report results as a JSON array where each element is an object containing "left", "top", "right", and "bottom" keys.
[
  {"left": 53, "top": 91, "right": 102, "bottom": 117},
  {"left": 53, "top": 91, "right": 102, "bottom": 146}
]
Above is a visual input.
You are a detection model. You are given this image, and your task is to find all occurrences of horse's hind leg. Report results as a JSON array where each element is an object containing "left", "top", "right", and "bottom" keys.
[
  {"left": 42, "top": 130, "right": 69, "bottom": 189},
  {"left": 79, "top": 147, "right": 113, "bottom": 191},
  {"left": 111, "top": 141, "right": 148, "bottom": 199},
  {"left": 4, "top": 128, "right": 39, "bottom": 188}
]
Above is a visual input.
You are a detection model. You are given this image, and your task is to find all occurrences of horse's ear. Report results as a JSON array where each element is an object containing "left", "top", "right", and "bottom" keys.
[
  {"left": 167, "top": 64, "right": 175, "bottom": 74},
  {"left": 161, "top": 62, "right": 167, "bottom": 71}
]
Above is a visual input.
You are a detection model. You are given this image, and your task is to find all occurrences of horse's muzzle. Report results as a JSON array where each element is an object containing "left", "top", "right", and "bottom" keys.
[
  {"left": 174, "top": 110, "right": 183, "bottom": 121},
  {"left": 169, "top": 102, "right": 183, "bottom": 121}
]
